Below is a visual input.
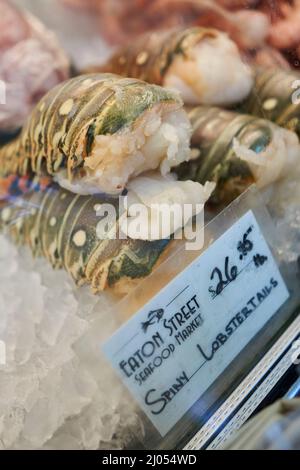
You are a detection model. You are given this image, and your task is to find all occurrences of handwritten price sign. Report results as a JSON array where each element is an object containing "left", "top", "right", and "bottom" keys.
[
  {"left": 103, "top": 211, "right": 289, "bottom": 436},
  {"left": 209, "top": 225, "right": 268, "bottom": 298}
]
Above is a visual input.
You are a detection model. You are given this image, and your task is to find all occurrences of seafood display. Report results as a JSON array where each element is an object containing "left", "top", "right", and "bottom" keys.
[
  {"left": 0, "top": 70, "right": 215, "bottom": 293},
  {"left": 264, "top": 0, "right": 300, "bottom": 67},
  {"left": 0, "top": 0, "right": 70, "bottom": 133},
  {"left": 63, "top": 0, "right": 269, "bottom": 50},
  {"left": 176, "top": 105, "right": 300, "bottom": 205},
  {"left": 0, "top": 176, "right": 173, "bottom": 293},
  {"left": 0, "top": 65, "right": 298, "bottom": 290},
  {"left": 86, "top": 27, "right": 254, "bottom": 106},
  {"left": 1, "top": 0, "right": 300, "bottom": 453},
  {"left": 0, "top": 9, "right": 298, "bottom": 295},
  {"left": 64, "top": 0, "right": 300, "bottom": 69},
  {"left": 0, "top": 171, "right": 214, "bottom": 293},
  {"left": 241, "top": 67, "right": 300, "bottom": 137},
  {"left": 0, "top": 73, "right": 193, "bottom": 195}
]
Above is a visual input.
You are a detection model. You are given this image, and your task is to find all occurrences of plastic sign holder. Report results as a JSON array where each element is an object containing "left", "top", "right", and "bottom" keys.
[{"left": 76, "top": 185, "right": 300, "bottom": 450}]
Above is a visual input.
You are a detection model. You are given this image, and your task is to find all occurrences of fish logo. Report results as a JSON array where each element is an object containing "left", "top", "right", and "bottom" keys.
[{"left": 141, "top": 308, "right": 165, "bottom": 333}]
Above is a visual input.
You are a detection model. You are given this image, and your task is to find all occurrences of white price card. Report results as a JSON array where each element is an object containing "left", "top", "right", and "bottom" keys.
[{"left": 103, "top": 210, "right": 289, "bottom": 436}]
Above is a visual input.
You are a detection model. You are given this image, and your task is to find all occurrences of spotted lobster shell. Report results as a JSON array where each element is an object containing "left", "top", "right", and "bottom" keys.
[
  {"left": 241, "top": 67, "right": 300, "bottom": 137},
  {"left": 0, "top": 176, "right": 171, "bottom": 293},
  {"left": 0, "top": 73, "right": 181, "bottom": 181},
  {"left": 176, "top": 106, "right": 276, "bottom": 206},
  {"left": 84, "top": 27, "right": 219, "bottom": 85}
]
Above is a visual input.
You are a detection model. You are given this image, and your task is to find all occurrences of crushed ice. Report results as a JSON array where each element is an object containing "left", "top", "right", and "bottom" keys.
[
  {"left": 0, "top": 174, "right": 299, "bottom": 449},
  {"left": 0, "top": 235, "right": 143, "bottom": 449}
]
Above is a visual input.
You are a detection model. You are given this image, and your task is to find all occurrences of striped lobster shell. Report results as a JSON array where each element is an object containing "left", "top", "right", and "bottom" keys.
[
  {"left": 85, "top": 27, "right": 219, "bottom": 85},
  {"left": 175, "top": 106, "right": 276, "bottom": 206},
  {"left": 0, "top": 73, "right": 181, "bottom": 181},
  {"left": 241, "top": 67, "right": 300, "bottom": 136},
  {"left": 0, "top": 176, "right": 171, "bottom": 293}
]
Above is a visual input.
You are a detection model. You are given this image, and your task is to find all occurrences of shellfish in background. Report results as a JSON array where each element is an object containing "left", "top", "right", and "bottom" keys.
[
  {"left": 0, "top": 0, "right": 70, "bottom": 134},
  {"left": 85, "top": 27, "right": 254, "bottom": 107},
  {"left": 63, "top": 0, "right": 300, "bottom": 70}
]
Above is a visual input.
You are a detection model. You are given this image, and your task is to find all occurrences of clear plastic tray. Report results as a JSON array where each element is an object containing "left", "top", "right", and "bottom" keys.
[{"left": 75, "top": 185, "right": 300, "bottom": 450}]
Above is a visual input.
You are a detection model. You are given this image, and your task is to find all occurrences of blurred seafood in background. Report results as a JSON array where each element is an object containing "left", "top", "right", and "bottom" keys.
[
  {"left": 263, "top": 0, "right": 300, "bottom": 66},
  {"left": 247, "top": 45, "right": 291, "bottom": 70},
  {"left": 85, "top": 27, "right": 254, "bottom": 106},
  {"left": 61, "top": 0, "right": 97, "bottom": 9},
  {"left": 61, "top": 0, "right": 300, "bottom": 70},
  {"left": 0, "top": 0, "right": 70, "bottom": 133},
  {"left": 0, "top": 0, "right": 29, "bottom": 49},
  {"left": 175, "top": 105, "right": 300, "bottom": 206},
  {"left": 241, "top": 67, "right": 300, "bottom": 138},
  {"left": 216, "top": 0, "right": 259, "bottom": 7},
  {"left": 62, "top": 0, "right": 268, "bottom": 49}
]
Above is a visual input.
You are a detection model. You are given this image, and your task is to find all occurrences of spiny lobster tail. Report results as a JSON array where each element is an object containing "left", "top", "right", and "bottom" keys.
[
  {"left": 175, "top": 105, "right": 300, "bottom": 207},
  {"left": 0, "top": 73, "right": 183, "bottom": 185},
  {"left": 90, "top": 28, "right": 218, "bottom": 85},
  {"left": 241, "top": 67, "right": 300, "bottom": 136},
  {"left": 0, "top": 177, "right": 171, "bottom": 293},
  {"left": 84, "top": 27, "right": 254, "bottom": 107}
]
